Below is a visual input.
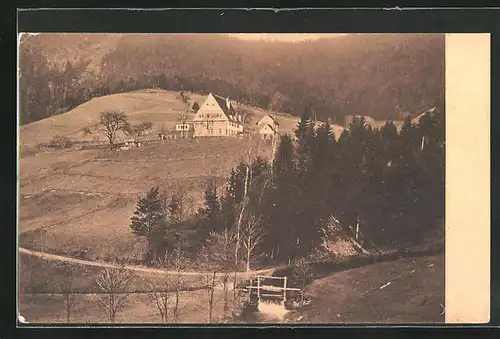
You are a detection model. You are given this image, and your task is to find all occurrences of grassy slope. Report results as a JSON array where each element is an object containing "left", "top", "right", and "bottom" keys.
[
  {"left": 296, "top": 254, "right": 444, "bottom": 324},
  {"left": 20, "top": 291, "right": 229, "bottom": 324},
  {"left": 18, "top": 90, "right": 303, "bottom": 261},
  {"left": 18, "top": 252, "right": 233, "bottom": 324},
  {"left": 19, "top": 89, "right": 304, "bottom": 150},
  {"left": 18, "top": 252, "right": 444, "bottom": 324}
]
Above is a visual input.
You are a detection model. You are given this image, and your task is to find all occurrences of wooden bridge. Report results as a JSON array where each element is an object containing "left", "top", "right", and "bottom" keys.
[{"left": 242, "top": 275, "right": 303, "bottom": 302}]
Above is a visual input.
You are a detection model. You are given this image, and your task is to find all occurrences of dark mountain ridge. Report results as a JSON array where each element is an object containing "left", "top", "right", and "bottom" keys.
[{"left": 19, "top": 33, "right": 444, "bottom": 125}]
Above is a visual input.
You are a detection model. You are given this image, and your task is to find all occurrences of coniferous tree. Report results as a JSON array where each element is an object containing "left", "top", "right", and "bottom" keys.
[
  {"left": 294, "top": 108, "right": 316, "bottom": 174},
  {"left": 412, "top": 109, "right": 445, "bottom": 241},
  {"left": 200, "top": 179, "right": 222, "bottom": 236},
  {"left": 247, "top": 157, "right": 272, "bottom": 213},
  {"left": 295, "top": 122, "right": 335, "bottom": 258},
  {"left": 260, "top": 134, "right": 297, "bottom": 260},
  {"left": 130, "top": 186, "right": 167, "bottom": 262},
  {"left": 273, "top": 134, "right": 296, "bottom": 185}
]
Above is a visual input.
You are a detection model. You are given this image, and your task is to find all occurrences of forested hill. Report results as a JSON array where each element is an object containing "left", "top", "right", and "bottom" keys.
[{"left": 19, "top": 33, "right": 444, "bottom": 125}]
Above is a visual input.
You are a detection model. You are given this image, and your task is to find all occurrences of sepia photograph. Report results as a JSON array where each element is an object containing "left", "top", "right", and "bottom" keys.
[{"left": 17, "top": 32, "right": 449, "bottom": 325}]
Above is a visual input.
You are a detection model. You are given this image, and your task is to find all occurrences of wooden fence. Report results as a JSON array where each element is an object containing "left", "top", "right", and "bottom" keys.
[{"left": 243, "top": 275, "right": 302, "bottom": 302}]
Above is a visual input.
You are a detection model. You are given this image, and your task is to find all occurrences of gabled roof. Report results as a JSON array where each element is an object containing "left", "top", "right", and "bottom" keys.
[
  {"left": 211, "top": 93, "right": 237, "bottom": 118},
  {"left": 260, "top": 123, "right": 277, "bottom": 134},
  {"left": 257, "top": 114, "right": 280, "bottom": 126}
]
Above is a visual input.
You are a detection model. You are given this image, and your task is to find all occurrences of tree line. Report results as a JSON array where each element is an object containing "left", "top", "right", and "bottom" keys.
[
  {"left": 19, "top": 33, "right": 444, "bottom": 125},
  {"left": 131, "top": 104, "right": 444, "bottom": 268},
  {"left": 199, "top": 108, "right": 444, "bottom": 263}
]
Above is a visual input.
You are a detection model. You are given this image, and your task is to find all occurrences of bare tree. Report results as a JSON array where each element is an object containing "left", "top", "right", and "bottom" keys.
[
  {"left": 168, "top": 185, "right": 191, "bottom": 224},
  {"left": 171, "top": 242, "right": 188, "bottom": 322},
  {"left": 241, "top": 213, "right": 265, "bottom": 272},
  {"left": 60, "top": 280, "right": 77, "bottom": 323},
  {"left": 203, "top": 271, "right": 217, "bottom": 323},
  {"left": 94, "top": 266, "right": 134, "bottom": 323},
  {"left": 99, "top": 111, "right": 129, "bottom": 146},
  {"left": 146, "top": 242, "right": 188, "bottom": 323},
  {"left": 234, "top": 135, "right": 256, "bottom": 267},
  {"left": 200, "top": 229, "right": 238, "bottom": 317},
  {"left": 147, "top": 271, "right": 172, "bottom": 323}
]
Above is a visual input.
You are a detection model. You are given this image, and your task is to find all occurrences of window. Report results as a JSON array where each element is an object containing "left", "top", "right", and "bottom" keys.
[{"left": 219, "top": 129, "right": 222, "bottom": 134}]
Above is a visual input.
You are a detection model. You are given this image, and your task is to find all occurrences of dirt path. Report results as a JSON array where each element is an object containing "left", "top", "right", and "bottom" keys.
[{"left": 18, "top": 247, "right": 286, "bottom": 277}]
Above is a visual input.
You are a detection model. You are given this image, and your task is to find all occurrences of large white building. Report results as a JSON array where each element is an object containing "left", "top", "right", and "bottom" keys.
[{"left": 192, "top": 93, "right": 244, "bottom": 137}]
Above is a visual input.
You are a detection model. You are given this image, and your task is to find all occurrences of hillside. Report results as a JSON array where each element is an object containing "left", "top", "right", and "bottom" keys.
[
  {"left": 297, "top": 255, "right": 444, "bottom": 323},
  {"left": 18, "top": 90, "right": 300, "bottom": 262},
  {"left": 19, "top": 251, "right": 444, "bottom": 324},
  {"left": 19, "top": 89, "right": 301, "bottom": 151},
  {"left": 19, "top": 33, "right": 444, "bottom": 125}
]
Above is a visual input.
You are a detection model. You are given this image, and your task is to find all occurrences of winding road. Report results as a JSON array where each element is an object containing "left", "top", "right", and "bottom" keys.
[{"left": 18, "top": 247, "right": 287, "bottom": 277}]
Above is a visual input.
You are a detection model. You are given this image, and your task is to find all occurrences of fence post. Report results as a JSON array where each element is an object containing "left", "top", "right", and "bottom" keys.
[
  {"left": 283, "top": 276, "right": 287, "bottom": 303},
  {"left": 257, "top": 276, "right": 260, "bottom": 299}
]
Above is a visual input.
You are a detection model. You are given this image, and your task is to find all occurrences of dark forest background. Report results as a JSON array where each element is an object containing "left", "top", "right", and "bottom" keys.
[
  {"left": 196, "top": 111, "right": 445, "bottom": 263},
  {"left": 135, "top": 109, "right": 445, "bottom": 266},
  {"left": 19, "top": 33, "right": 444, "bottom": 125}
]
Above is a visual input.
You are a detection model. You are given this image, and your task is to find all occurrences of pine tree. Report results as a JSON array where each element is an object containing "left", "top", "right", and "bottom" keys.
[
  {"left": 273, "top": 134, "right": 296, "bottom": 185},
  {"left": 296, "top": 122, "right": 335, "bottom": 257},
  {"left": 248, "top": 157, "right": 272, "bottom": 212},
  {"left": 261, "top": 134, "right": 297, "bottom": 260},
  {"left": 220, "top": 194, "right": 236, "bottom": 231},
  {"left": 412, "top": 109, "right": 445, "bottom": 242},
  {"left": 201, "top": 179, "right": 222, "bottom": 235},
  {"left": 294, "top": 109, "right": 315, "bottom": 174},
  {"left": 130, "top": 186, "right": 167, "bottom": 261}
]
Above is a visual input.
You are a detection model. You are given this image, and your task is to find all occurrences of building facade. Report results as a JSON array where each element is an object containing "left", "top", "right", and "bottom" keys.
[
  {"left": 256, "top": 114, "right": 280, "bottom": 139},
  {"left": 193, "top": 93, "right": 243, "bottom": 137}
]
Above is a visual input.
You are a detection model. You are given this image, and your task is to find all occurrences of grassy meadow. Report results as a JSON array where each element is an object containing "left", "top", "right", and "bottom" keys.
[
  {"left": 18, "top": 89, "right": 304, "bottom": 262},
  {"left": 18, "top": 252, "right": 444, "bottom": 324}
]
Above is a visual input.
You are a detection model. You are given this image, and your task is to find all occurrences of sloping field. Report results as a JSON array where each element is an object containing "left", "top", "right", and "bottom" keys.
[
  {"left": 18, "top": 252, "right": 444, "bottom": 324},
  {"left": 18, "top": 138, "right": 272, "bottom": 260},
  {"left": 295, "top": 255, "right": 444, "bottom": 324},
  {"left": 18, "top": 252, "right": 229, "bottom": 324},
  {"left": 19, "top": 90, "right": 200, "bottom": 150},
  {"left": 18, "top": 90, "right": 285, "bottom": 262},
  {"left": 20, "top": 291, "right": 230, "bottom": 324},
  {"left": 19, "top": 89, "right": 301, "bottom": 151}
]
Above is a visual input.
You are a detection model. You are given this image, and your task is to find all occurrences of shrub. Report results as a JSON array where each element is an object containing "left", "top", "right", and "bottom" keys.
[{"left": 48, "top": 136, "right": 75, "bottom": 150}]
